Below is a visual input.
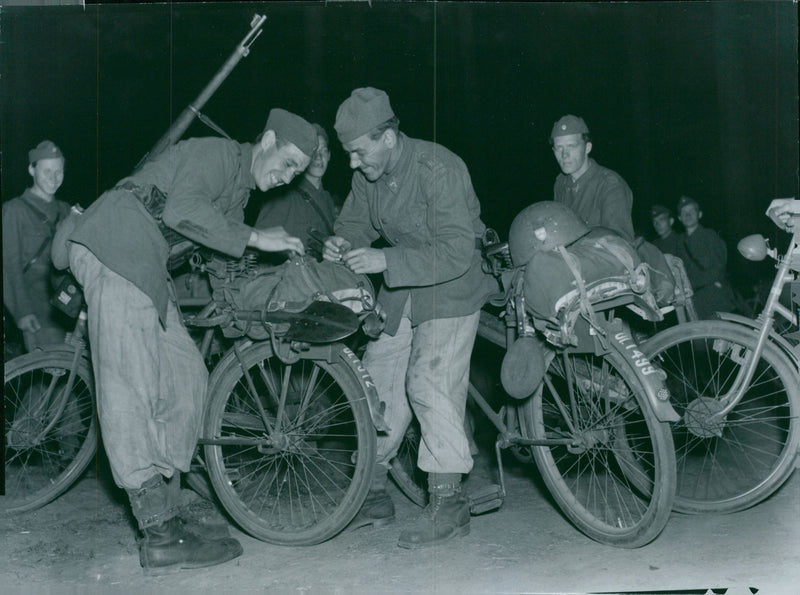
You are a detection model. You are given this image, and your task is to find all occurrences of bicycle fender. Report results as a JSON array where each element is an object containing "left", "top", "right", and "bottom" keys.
[
  {"left": 714, "top": 312, "right": 799, "bottom": 366},
  {"left": 339, "top": 345, "right": 390, "bottom": 433},
  {"left": 608, "top": 329, "right": 680, "bottom": 423}
]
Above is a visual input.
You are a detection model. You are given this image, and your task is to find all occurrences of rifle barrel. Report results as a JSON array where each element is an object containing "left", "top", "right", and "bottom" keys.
[{"left": 137, "top": 14, "right": 267, "bottom": 169}]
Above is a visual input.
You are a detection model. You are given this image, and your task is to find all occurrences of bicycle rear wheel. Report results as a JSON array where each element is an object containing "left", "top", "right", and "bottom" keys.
[
  {"left": 643, "top": 321, "right": 800, "bottom": 513},
  {"left": 3, "top": 350, "right": 97, "bottom": 513},
  {"left": 519, "top": 349, "right": 676, "bottom": 548},
  {"left": 203, "top": 342, "right": 376, "bottom": 545}
]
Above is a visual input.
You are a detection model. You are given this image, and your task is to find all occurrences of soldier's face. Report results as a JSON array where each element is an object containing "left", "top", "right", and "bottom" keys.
[
  {"left": 306, "top": 135, "right": 330, "bottom": 179},
  {"left": 678, "top": 204, "right": 701, "bottom": 230},
  {"left": 343, "top": 131, "right": 393, "bottom": 182},
  {"left": 252, "top": 134, "right": 311, "bottom": 192},
  {"left": 29, "top": 157, "right": 65, "bottom": 197},
  {"left": 652, "top": 213, "right": 673, "bottom": 238},
  {"left": 552, "top": 134, "right": 591, "bottom": 177}
]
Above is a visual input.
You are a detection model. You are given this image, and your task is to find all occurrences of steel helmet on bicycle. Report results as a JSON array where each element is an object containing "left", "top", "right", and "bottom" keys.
[{"left": 508, "top": 201, "right": 589, "bottom": 266}]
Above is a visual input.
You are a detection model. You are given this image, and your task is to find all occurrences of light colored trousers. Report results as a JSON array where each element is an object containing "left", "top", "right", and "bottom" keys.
[
  {"left": 365, "top": 300, "right": 480, "bottom": 475},
  {"left": 69, "top": 244, "right": 208, "bottom": 490}
]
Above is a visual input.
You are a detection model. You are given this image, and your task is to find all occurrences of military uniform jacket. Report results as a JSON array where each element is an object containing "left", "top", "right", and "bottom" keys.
[
  {"left": 3, "top": 189, "right": 70, "bottom": 322},
  {"left": 335, "top": 134, "right": 496, "bottom": 335},
  {"left": 554, "top": 158, "right": 635, "bottom": 241},
  {"left": 70, "top": 138, "right": 255, "bottom": 324},
  {"left": 255, "top": 176, "right": 336, "bottom": 248},
  {"left": 678, "top": 225, "right": 728, "bottom": 290},
  {"left": 653, "top": 231, "right": 684, "bottom": 257}
]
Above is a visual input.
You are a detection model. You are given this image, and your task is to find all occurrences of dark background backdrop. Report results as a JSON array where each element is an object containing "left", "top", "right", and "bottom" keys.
[{"left": 2, "top": 1, "right": 798, "bottom": 291}]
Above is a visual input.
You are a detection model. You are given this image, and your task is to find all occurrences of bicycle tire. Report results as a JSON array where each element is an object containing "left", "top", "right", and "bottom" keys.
[
  {"left": 389, "top": 418, "right": 427, "bottom": 507},
  {"left": 3, "top": 350, "right": 97, "bottom": 514},
  {"left": 203, "top": 342, "right": 376, "bottom": 545},
  {"left": 519, "top": 349, "right": 676, "bottom": 548},
  {"left": 642, "top": 320, "right": 800, "bottom": 513}
]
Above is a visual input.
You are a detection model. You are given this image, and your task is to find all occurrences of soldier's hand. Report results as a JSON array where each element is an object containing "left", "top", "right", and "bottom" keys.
[
  {"left": 343, "top": 247, "right": 387, "bottom": 274},
  {"left": 249, "top": 226, "right": 305, "bottom": 255},
  {"left": 18, "top": 314, "right": 42, "bottom": 334},
  {"left": 766, "top": 198, "right": 800, "bottom": 231},
  {"left": 323, "top": 236, "right": 351, "bottom": 263}
]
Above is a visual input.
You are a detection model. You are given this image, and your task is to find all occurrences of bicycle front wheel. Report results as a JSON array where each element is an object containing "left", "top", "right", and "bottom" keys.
[
  {"left": 519, "top": 349, "right": 676, "bottom": 548},
  {"left": 203, "top": 342, "right": 376, "bottom": 545},
  {"left": 3, "top": 350, "right": 97, "bottom": 513},
  {"left": 643, "top": 320, "right": 800, "bottom": 513}
]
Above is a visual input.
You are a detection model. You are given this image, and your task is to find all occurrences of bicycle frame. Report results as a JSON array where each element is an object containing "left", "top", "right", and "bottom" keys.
[{"left": 709, "top": 223, "right": 799, "bottom": 420}]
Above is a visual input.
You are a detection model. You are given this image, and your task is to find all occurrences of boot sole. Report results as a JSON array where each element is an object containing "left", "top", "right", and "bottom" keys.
[
  {"left": 397, "top": 523, "right": 470, "bottom": 550},
  {"left": 344, "top": 514, "right": 396, "bottom": 534},
  {"left": 142, "top": 542, "right": 243, "bottom": 576}
]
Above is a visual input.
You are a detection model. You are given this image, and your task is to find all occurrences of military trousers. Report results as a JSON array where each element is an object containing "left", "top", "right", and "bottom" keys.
[
  {"left": 69, "top": 243, "right": 207, "bottom": 490},
  {"left": 364, "top": 299, "right": 480, "bottom": 475}
]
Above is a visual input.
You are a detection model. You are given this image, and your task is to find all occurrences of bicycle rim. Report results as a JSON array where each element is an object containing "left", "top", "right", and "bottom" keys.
[
  {"left": 3, "top": 351, "right": 97, "bottom": 513},
  {"left": 520, "top": 350, "right": 675, "bottom": 548},
  {"left": 643, "top": 320, "right": 800, "bottom": 513},
  {"left": 203, "top": 342, "right": 376, "bottom": 545}
]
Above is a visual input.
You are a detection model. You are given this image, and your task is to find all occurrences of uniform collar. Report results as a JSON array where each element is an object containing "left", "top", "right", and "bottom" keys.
[
  {"left": 241, "top": 143, "right": 256, "bottom": 190},
  {"left": 382, "top": 133, "right": 410, "bottom": 194},
  {"left": 567, "top": 157, "right": 597, "bottom": 185}
]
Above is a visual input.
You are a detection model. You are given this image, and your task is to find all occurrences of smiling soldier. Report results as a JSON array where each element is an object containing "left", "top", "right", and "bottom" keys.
[{"left": 64, "top": 109, "right": 317, "bottom": 573}]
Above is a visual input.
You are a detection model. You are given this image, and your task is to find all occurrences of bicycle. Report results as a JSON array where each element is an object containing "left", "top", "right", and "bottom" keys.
[
  {"left": 390, "top": 237, "right": 679, "bottom": 548},
  {"left": 3, "top": 253, "right": 384, "bottom": 547},
  {"left": 641, "top": 214, "right": 800, "bottom": 514}
]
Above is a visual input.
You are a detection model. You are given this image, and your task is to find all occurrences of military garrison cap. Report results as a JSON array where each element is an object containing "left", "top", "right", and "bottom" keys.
[
  {"left": 265, "top": 108, "right": 317, "bottom": 158},
  {"left": 28, "top": 140, "right": 64, "bottom": 164},
  {"left": 550, "top": 115, "right": 590, "bottom": 140},
  {"left": 650, "top": 204, "right": 672, "bottom": 218},
  {"left": 677, "top": 195, "right": 699, "bottom": 212},
  {"left": 334, "top": 87, "right": 396, "bottom": 144}
]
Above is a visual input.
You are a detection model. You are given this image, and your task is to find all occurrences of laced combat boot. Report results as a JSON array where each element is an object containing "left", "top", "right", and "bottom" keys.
[
  {"left": 346, "top": 463, "right": 395, "bottom": 531},
  {"left": 397, "top": 473, "right": 469, "bottom": 549}
]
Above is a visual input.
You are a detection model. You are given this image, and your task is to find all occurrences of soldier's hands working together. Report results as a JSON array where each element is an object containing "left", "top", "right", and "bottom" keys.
[{"left": 322, "top": 235, "right": 388, "bottom": 274}]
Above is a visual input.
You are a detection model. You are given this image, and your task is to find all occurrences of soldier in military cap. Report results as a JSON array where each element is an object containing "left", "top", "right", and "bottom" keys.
[
  {"left": 675, "top": 195, "right": 736, "bottom": 318},
  {"left": 323, "top": 87, "right": 496, "bottom": 549},
  {"left": 550, "top": 115, "right": 635, "bottom": 241},
  {"left": 650, "top": 204, "right": 682, "bottom": 256},
  {"left": 65, "top": 108, "right": 316, "bottom": 573},
  {"left": 3, "top": 140, "right": 71, "bottom": 352}
]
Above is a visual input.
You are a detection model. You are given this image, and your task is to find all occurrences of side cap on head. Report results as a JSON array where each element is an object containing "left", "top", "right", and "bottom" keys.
[
  {"left": 29, "top": 140, "right": 63, "bottom": 164},
  {"left": 334, "top": 87, "right": 395, "bottom": 144},
  {"left": 550, "top": 115, "right": 589, "bottom": 141},
  {"left": 265, "top": 108, "right": 317, "bottom": 158},
  {"left": 650, "top": 204, "right": 671, "bottom": 218},
  {"left": 677, "top": 195, "right": 699, "bottom": 212}
]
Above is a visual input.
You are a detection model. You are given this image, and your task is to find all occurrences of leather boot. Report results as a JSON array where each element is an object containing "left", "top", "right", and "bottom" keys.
[
  {"left": 168, "top": 473, "right": 231, "bottom": 540},
  {"left": 397, "top": 473, "right": 469, "bottom": 549},
  {"left": 139, "top": 517, "right": 243, "bottom": 574},
  {"left": 346, "top": 489, "right": 395, "bottom": 531}
]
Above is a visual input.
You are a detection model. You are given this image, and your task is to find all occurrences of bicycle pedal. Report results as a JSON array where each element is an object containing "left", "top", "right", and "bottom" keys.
[{"left": 468, "top": 484, "right": 504, "bottom": 515}]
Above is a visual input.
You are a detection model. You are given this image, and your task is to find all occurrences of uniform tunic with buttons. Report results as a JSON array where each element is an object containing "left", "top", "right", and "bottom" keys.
[
  {"left": 335, "top": 133, "right": 496, "bottom": 334},
  {"left": 335, "top": 133, "right": 496, "bottom": 475},
  {"left": 554, "top": 158, "right": 635, "bottom": 242},
  {"left": 2, "top": 189, "right": 70, "bottom": 349},
  {"left": 66, "top": 137, "right": 256, "bottom": 491}
]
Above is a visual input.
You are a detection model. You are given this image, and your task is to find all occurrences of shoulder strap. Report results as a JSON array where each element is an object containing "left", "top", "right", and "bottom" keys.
[
  {"left": 297, "top": 187, "right": 335, "bottom": 235},
  {"left": 18, "top": 197, "right": 58, "bottom": 273}
]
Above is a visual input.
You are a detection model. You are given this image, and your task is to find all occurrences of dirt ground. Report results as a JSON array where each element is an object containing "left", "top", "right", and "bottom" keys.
[{"left": 2, "top": 442, "right": 798, "bottom": 595}]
